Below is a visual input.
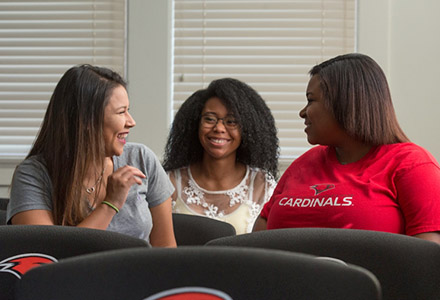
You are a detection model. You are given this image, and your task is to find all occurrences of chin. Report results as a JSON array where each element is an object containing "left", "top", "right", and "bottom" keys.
[
  {"left": 108, "top": 148, "right": 124, "bottom": 157},
  {"left": 204, "top": 149, "right": 229, "bottom": 159},
  {"left": 307, "top": 138, "right": 319, "bottom": 146}
]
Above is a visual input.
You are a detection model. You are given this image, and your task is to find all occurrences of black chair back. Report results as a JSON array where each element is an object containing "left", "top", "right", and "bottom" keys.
[
  {"left": 206, "top": 228, "right": 440, "bottom": 300},
  {"left": 16, "top": 246, "right": 382, "bottom": 300},
  {"left": 0, "top": 211, "right": 5, "bottom": 226},
  {"left": 172, "top": 213, "right": 236, "bottom": 245},
  {"left": 0, "top": 225, "right": 150, "bottom": 300},
  {"left": 0, "top": 198, "right": 8, "bottom": 225},
  {"left": 0, "top": 198, "right": 8, "bottom": 210}
]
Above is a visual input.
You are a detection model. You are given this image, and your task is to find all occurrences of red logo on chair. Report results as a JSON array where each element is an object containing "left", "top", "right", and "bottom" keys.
[
  {"left": 0, "top": 253, "right": 58, "bottom": 279},
  {"left": 144, "top": 287, "right": 233, "bottom": 300}
]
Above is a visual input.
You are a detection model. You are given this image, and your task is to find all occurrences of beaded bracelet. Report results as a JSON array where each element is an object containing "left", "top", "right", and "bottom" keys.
[{"left": 101, "top": 201, "right": 119, "bottom": 214}]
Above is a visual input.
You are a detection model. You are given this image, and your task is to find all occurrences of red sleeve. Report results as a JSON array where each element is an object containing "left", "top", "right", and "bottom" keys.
[{"left": 395, "top": 162, "right": 440, "bottom": 236}]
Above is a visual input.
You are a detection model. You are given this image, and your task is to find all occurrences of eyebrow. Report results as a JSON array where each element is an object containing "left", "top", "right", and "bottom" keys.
[{"left": 202, "top": 112, "right": 236, "bottom": 118}]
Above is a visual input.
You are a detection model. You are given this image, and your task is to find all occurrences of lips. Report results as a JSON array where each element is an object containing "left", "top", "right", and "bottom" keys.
[
  {"left": 304, "top": 122, "right": 311, "bottom": 130},
  {"left": 117, "top": 132, "right": 128, "bottom": 144}
]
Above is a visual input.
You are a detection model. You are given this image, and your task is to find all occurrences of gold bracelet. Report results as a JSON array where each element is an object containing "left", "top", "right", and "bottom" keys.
[{"left": 101, "top": 201, "right": 119, "bottom": 214}]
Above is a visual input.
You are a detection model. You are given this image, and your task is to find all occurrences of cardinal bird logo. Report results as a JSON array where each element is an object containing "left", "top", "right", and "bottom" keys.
[
  {"left": 310, "top": 183, "right": 335, "bottom": 196},
  {"left": 0, "top": 253, "right": 57, "bottom": 279}
]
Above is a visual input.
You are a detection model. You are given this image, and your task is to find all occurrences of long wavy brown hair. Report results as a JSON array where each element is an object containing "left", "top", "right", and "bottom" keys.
[{"left": 27, "top": 64, "right": 127, "bottom": 225}]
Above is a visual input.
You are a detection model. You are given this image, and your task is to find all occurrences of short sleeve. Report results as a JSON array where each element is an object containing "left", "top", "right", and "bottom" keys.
[
  {"left": 395, "top": 162, "right": 440, "bottom": 236},
  {"left": 119, "top": 143, "right": 175, "bottom": 208},
  {"left": 260, "top": 167, "right": 289, "bottom": 219},
  {"left": 144, "top": 149, "right": 175, "bottom": 207},
  {"left": 7, "top": 157, "right": 53, "bottom": 223},
  {"left": 250, "top": 169, "right": 277, "bottom": 207}
]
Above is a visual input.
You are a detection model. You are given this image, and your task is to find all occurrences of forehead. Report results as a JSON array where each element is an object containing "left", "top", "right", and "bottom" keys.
[
  {"left": 105, "top": 85, "right": 129, "bottom": 108},
  {"left": 306, "top": 74, "right": 322, "bottom": 95},
  {"left": 202, "top": 97, "right": 228, "bottom": 113}
]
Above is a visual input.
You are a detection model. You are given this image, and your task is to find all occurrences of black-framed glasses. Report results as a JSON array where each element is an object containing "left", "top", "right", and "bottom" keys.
[{"left": 200, "top": 114, "right": 239, "bottom": 129}]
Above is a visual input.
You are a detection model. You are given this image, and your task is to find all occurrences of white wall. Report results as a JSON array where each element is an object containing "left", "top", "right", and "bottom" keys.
[
  {"left": 357, "top": 0, "right": 440, "bottom": 160},
  {"left": 1, "top": 0, "right": 439, "bottom": 197},
  {"left": 389, "top": 0, "right": 440, "bottom": 160},
  {"left": 126, "top": 0, "right": 173, "bottom": 157}
]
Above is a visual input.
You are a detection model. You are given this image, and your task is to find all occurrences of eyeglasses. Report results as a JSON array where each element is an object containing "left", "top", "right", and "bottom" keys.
[{"left": 200, "top": 114, "right": 239, "bottom": 129}]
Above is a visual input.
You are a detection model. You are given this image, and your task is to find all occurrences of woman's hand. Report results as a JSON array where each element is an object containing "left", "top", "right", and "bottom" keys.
[
  {"left": 77, "top": 165, "right": 145, "bottom": 230},
  {"left": 105, "top": 165, "right": 146, "bottom": 210}
]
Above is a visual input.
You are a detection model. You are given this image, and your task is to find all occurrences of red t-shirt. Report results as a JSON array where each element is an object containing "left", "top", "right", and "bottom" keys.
[{"left": 261, "top": 143, "right": 440, "bottom": 236}]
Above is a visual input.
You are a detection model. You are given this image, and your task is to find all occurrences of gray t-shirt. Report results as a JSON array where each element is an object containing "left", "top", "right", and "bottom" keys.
[{"left": 7, "top": 143, "right": 174, "bottom": 242}]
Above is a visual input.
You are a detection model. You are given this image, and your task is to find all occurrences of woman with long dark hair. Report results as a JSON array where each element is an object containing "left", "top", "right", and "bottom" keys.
[{"left": 7, "top": 65, "right": 176, "bottom": 247}]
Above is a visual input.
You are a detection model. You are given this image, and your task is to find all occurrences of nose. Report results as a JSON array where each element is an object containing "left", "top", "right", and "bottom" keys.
[
  {"left": 126, "top": 112, "right": 136, "bottom": 128},
  {"left": 213, "top": 119, "right": 226, "bottom": 132},
  {"left": 299, "top": 106, "right": 306, "bottom": 119}
]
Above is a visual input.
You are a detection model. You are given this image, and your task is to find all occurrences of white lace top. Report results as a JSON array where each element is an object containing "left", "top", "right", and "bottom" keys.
[{"left": 169, "top": 166, "right": 276, "bottom": 234}]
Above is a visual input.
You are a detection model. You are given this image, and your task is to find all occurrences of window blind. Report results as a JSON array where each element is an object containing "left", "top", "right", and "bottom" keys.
[
  {"left": 0, "top": 0, "right": 126, "bottom": 163},
  {"left": 173, "top": 0, "right": 356, "bottom": 160}
]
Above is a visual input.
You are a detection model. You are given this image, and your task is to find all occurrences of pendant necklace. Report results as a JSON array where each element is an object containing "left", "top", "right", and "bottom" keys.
[{"left": 85, "top": 165, "right": 107, "bottom": 194}]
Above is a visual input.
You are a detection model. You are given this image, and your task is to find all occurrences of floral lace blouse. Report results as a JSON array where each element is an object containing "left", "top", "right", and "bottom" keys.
[{"left": 169, "top": 166, "right": 277, "bottom": 234}]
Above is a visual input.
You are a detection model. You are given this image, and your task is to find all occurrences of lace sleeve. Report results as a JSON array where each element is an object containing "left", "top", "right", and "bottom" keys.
[
  {"left": 264, "top": 172, "right": 277, "bottom": 203},
  {"left": 250, "top": 169, "right": 277, "bottom": 206}
]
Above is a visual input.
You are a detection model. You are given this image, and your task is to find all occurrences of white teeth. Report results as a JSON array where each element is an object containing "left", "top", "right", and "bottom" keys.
[
  {"left": 117, "top": 133, "right": 127, "bottom": 139},
  {"left": 211, "top": 138, "right": 227, "bottom": 144}
]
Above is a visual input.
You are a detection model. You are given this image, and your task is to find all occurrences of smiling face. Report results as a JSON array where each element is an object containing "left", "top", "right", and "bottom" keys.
[
  {"left": 103, "top": 85, "right": 135, "bottom": 156},
  {"left": 198, "top": 97, "right": 241, "bottom": 161},
  {"left": 299, "top": 75, "right": 346, "bottom": 146}
]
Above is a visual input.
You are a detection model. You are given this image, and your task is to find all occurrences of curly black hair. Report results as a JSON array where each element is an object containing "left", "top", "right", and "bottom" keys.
[{"left": 163, "top": 78, "right": 280, "bottom": 179}]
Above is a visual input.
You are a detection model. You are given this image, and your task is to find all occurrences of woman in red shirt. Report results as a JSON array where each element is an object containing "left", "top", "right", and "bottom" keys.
[{"left": 254, "top": 53, "right": 440, "bottom": 244}]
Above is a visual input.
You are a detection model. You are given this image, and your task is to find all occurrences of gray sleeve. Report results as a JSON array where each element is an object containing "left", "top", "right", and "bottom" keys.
[
  {"left": 7, "top": 157, "right": 53, "bottom": 223},
  {"left": 114, "top": 143, "right": 174, "bottom": 208},
  {"left": 144, "top": 147, "right": 175, "bottom": 207}
]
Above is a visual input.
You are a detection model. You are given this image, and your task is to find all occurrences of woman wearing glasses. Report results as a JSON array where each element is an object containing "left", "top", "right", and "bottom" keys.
[{"left": 163, "top": 78, "right": 279, "bottom": 234}]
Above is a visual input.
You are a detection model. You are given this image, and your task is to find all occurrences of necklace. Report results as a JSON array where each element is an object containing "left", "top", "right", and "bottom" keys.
[{"left": 85, "top": 165, "right": 107, "bottom": 194}]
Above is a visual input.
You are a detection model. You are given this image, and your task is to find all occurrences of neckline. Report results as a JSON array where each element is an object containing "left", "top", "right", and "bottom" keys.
[
  {"left": 328, "top": 145, "right": 378, "bottom": 166},
  {"left": 187, "top": 165, "right": 250, "bottom": 194}
]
